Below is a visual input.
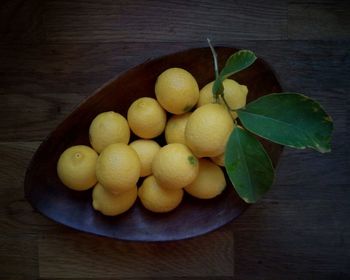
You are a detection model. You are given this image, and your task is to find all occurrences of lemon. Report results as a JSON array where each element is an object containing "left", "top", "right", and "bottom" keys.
[
  {"left": 210, "top": 153, "right": 225, "bottom": 167},
  {"left": 129, "top": 139, "right": 160, "bottom": 177},
  {"left": 185, "top": 159, "right": 226, "bottom": 199},
  {"left": 57, "top": 145, "right": 98, "bottom": 191},
  {"left": 127, "top": 97, "right": 167, "bottom": 139},
  {"left": 92, "top": 183, "right": 137, "bottom": 216},
  {"left": 138, "top": 175, "right": 183, "bottom": 213},
  {"left": 155, "top": 67, "right": 199, "bottom": 114},
  {"left": 89, "top": 111, "right": 130, "bottom": 153},
  {"left": 197, "top": 79, "right": 248, "bottom": 119},
  {"left": 165, "top": 112, "right": 191, "bottom": 145},
  {"left": 96, "top": 143, "right": 141, "bottom": 194},
  {"left": 185, "top": 103, "right": 234, "bottom": 158},
  {"left": 152, "top": 143, "right": 199, "bottom": 190}
]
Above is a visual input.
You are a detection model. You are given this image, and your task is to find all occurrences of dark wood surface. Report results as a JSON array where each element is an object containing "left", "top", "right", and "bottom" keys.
[{"left": 0, "top": 0, "right": 349, "bottom": 279}]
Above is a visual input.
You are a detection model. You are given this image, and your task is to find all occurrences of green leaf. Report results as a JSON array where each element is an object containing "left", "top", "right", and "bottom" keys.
[
  {"left": 219, "top": 50, "right": 257, "bottom": 80},
  {"left": 225, "top": 127, "right": 274, "bottom": 203},
  {"left": 238, "top": 93, "right": 333, "bottom": 153},
  {"left": 212, "top": 78, "right": 224, "bottom": 100}
]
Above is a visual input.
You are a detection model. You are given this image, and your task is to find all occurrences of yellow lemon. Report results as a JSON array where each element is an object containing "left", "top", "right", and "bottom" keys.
[
  {"left": 210, "top": 153, "right": 225, "bottom": 167},
  {"left": 155, "top": 67, "right": 199, "bottom": 114},
  {"left": 138, "top": 175, "right": 183, "bottom": 213},
  {"left": 185, "top": 103, "right": 234, "bottom": 158},
  {"left": 152, "top": 143, "right": 199, "bottom": 189},
  {"left": 197, "top": 79, "right": 248, "bottom": 119},
  {"left": 89, "top": 111, "right": 130, "bottom": 153},
  {"left": 96, "top": 143, "right": 141, "bottom": 194},
  {"left": 165, "top": 112, "right": 191, "bottom": 145},
  {"left": 127, "top": 97, "right": 167, "bottom": 139},
  {"left": 129, "top": 139, "right": 160, "bottom": 177},
  {"left": 57, "top": 145, "right": 98, "bottom": 191},
  {"left": 92, "top": 183, "right": 137, "bottom": 216},
  {"left": 185, "top": 159, "right": 226, "bottom": 199}
]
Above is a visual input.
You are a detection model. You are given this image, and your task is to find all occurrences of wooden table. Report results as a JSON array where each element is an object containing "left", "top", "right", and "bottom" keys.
[{"left": 1, "top": 1, "right": 349, "bottom": 279}]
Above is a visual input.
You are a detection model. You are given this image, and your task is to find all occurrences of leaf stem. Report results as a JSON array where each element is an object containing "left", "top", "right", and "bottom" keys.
[
  {"left": 221, "top": 95, "right": 231, "bottom": 110},
  {"left": 207, "top": 38, "right": 219, "bottom": 80},
  {"left": 207, "top": 38, "right": 222, "bottom": 103},
  {"left": 222, "top": 94, "right": 237, "bottom": 122}
]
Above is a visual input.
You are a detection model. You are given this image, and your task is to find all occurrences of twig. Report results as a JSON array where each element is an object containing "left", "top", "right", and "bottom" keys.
[{"left": 207, "top": 38, "right": 219, "bottom": 79}]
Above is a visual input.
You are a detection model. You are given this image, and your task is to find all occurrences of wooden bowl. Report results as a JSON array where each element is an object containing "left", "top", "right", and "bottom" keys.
[{"left": 24, "top": 47, "right": 283, "bottom": 241}]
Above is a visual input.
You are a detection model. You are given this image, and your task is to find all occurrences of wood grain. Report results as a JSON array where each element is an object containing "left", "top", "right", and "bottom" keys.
[
  {"left": 0, "top": 236, "right": 38, "bottom": 278},
  {"left": 0, "top": 93, "right": 85, "bottom": 142},
  {"left": 38, "top": 228, "right": 234, "bottom": 278},
  {"left": 0, "top": 0, "right": 350, "bottom": 278},
  {"left": 43, "top": 0, "right": 287, "bottom": 43},
  {"left": 0, "top": 0, "right": 44, "bottom": 44},
  {"left": 0, "top": 142, "right": 58, "bottom": 236},
  {"left": 275, "top": 133, "right": 349, "bottom": 186},
  {"left": 232, "top": 181, "right": 350, "bottom": 279},
  {"left": 288, "top": 0, "right": 350, "bottom": 40}
]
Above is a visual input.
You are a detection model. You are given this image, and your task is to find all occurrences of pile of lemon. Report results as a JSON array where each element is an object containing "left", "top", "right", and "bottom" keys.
[{"left": 57, "top": 68, "right": 248, "bottom": 216}]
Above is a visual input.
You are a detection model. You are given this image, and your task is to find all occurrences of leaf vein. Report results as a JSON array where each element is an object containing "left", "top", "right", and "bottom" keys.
[
  {"left": 236, "top": 130, "right": 254, "bottom": 199},
  {"left": 240, "top": 110, "right": 312, "bottom": 144}
]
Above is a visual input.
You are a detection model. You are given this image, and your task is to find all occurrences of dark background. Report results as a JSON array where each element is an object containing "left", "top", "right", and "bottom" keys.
[{"left": 0, "top": 0, "right": 349, "bottom": 279}]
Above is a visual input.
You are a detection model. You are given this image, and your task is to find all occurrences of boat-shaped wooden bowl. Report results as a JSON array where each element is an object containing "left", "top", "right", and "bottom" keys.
[{"left": 24, "top": 47, "right": 283, "bottom": 241}]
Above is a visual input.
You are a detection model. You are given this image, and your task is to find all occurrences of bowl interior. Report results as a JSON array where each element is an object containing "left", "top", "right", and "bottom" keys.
[{"left": 24, "top": 47, "right": 283, "bottom": 241}]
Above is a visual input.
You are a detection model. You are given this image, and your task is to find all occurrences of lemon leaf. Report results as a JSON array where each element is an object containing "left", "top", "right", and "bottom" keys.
[
  {"left": 211, "top": 49, "right": 256, "bottom": 101},
  {"left": 225, "top": 127, "right": 274, "bottom": 203},
  {"left": 212, "top": 78, "right": 224, "bottom": 101},
  {"left": 220, "top": 50, "right": 257, "bottom": 80},
  {"left": 238, "top": 93, "right": 333, "bottom": 153}
]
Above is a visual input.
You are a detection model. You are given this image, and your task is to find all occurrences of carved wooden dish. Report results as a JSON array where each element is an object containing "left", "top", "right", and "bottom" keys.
[{"left": 24, "top": 47, "right": 283, "bottom": 241}]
